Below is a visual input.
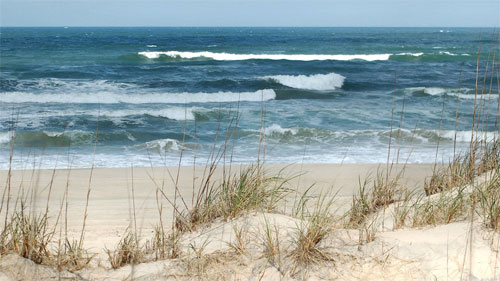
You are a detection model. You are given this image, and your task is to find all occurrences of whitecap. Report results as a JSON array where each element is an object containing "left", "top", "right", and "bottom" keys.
[
  {"left": 263, "top": 73, "right": 345, "bottom": 90},
  {"left": 138, "top": 51, "right": 391, "bottom": 61},
  {"left": 263, "top": 124, "right": 298, "bottom": 136},
  {"left": 404, "top": 87, "right": 497, "bottom": 100},
  {"left": 145, "top": 138, "right": 180, "bottom": 151},
  {"left": 0, "top": 89, "right": 276, "bottom": 104},
  {"left": 439, "top": 51, "right": 458, "bottom": 56},
  {"left": 0, "top": 131, "right": 14, "bottom": 144},
  {"left": 396, "top": 52, "right": 424, "bottom": 56}
]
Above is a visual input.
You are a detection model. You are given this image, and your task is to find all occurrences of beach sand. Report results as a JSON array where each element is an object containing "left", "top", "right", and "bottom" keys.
[
  {"left": 0, "top": 163, "right": 434, "bottom": 251},
  {"left": 1, "top": 163, "right": 499, "bottom": 280}
]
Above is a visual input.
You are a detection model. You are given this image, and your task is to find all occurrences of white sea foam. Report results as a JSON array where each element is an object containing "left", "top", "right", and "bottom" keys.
[
  {"left": 439, "top": 51, "right": 458, "bottom": 56},
  {"left": 147, "top": 45, "right": 157, "bottom": 48},
  {"left": 405, "top": 87, "right": 498, "bottom": 100},
  {"left": 0, "top": 90, "right": 276, "bottom": 104},
  {"left": 263, "top": 124, "right": 298, "bottom": 136},
  {"left": 100, "top": 108, "right": 196, "bottom": 121},
  {"left": 0, "top": 107, "right": 199, "bottom": 122},
  {"left": 145, "top": 138, "right": 180, "bottom": 151},
  {"left": 242, "top": 126, "right": 496, "bottom": 146},
  {"left": 0, "top": 131, "right": 14, "bottom": 144},
  {"left": 43, "top": 131, "right": 64, "bottom": 137},
  {"left": 138, "top": 51, "right": 391, "bottom": 61},
  {"left": 440, "top": 130, "right": 497, "bottom": 143},
  {"left": 18, "top": 79, "right": 136, "bottom": 92},
  {"left": 243, "top": 124, "right": 298, "bottom": 137},
  {"left": 396, "top": 52, "right": 424, "bottom": 56},
  {"left": 263, "top": 73, "right": 345, "bottom": 90}
]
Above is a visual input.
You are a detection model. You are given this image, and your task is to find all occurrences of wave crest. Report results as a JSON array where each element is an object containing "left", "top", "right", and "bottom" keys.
[
  {"left": 404, "top": 87, "right": 497, "bottom": 99},
  {"left": 138, "top": 51, "right": 391, "bottom": 61},
  {"left": 242, "top": 124, "right": 496, "bottom": 145},
  {"left": 0, "top": 90, "right": 276, "bottom": 104},
  {"left": 263, "top": 73, "right": 345, "bottom": 90}
]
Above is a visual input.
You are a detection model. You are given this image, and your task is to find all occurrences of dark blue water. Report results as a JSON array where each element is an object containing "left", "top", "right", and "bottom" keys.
[{"left": 1, "top": 27, "right": 499, "bottom": 168}]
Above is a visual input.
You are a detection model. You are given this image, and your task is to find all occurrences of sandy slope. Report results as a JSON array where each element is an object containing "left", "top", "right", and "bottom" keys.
[
  {"left": 0, "top": 163, "right": 433, "bottom": 255},
  {"left": 4, "top": 163, "right": 498, "bottom": 280}
]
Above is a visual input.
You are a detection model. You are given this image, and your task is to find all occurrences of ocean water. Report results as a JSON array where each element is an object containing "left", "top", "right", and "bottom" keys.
[{"left": 0, "top": 27, "right": 499, "bottom": 169}]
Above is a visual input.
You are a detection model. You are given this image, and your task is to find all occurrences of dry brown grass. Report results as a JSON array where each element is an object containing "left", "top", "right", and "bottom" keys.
[
  {"left": 290, "top": 195, "right": 335, "bottom": 265},
  {"left": 261, "top": 217, "right": 286, "bottom": 273},
  {"left": 226, "top": 223, "right": 249, "bottom": 255},
  {"left": 0, "top": 208, "right": 52, "bottom": 264},
  {"left": 106, "top": 231, "right": 145, "bottom": 269}
]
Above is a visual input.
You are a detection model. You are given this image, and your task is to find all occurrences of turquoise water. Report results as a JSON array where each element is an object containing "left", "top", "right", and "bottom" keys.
[{"left": 0, "top": 27, "right": 498, "bottom": 168}]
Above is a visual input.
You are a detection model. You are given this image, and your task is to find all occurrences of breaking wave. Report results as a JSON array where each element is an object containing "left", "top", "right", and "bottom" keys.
[
  {"left": 137, "top": 51, "right": 473, "bottom": 63},
  {"left": 263, "top": 73, "right": 345, "bottom": 90},
  {"left": 242, "top": 124, "right": 497, "bottom": 144},
  {"left": 404, "top": 87, "right": 498, "bottom": 99},
  {"left": 138, "top": 51, "right": 391, "bottom": 61},
  {"left": 0, "top": 90, "right": 276, "bottom": 104}
]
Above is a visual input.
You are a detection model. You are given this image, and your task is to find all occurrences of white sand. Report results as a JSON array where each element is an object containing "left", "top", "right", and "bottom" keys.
[{"left": 1, "top": 163, "right": 498, "bottom": 280}]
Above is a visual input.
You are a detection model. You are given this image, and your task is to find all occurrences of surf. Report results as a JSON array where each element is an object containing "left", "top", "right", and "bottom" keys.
[
  {"left": 263, "top": 73, "right": 345, "bottom": 90},
  {"left": 0, "top": 89, "right": 276, "bottom": 104},
  {"left": 138, "top": 51, "right": 392, "bottom": 61}
]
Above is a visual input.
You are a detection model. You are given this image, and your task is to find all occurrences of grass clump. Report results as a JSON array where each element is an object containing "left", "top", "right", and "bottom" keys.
[
  {"left": 411, "top": 188, "right": 471, "bottom": 227},
  {"left": 0, "top": 206, "right": 93, "bottom": 272},
  {"left": 290, "top": 195, "right": 334, "bottom": 265},
  {"left": 261, "top": 218, "right": 285, "bottom": 272},
  {"left": 227, "top": 223, "right": 249, "bottom": 255},
  {"left": 425, "top": 139, "right": 500, "bottom": 196},
  {"left": 0, "top": 209, "right": 52, "bottom": 264},
  {"left": 147, "top": 225, "right": 181, "bottom": 260},
  {"left": 53, "top": 239, "right": 94, "bottom": 272},
  {"left": 348, "top": 169, "right": 402, "bottom": 228},
  {"left": 477, "top": 169, "right": 500, "bottom": 231},
  {"left": 106, "top": 232, "right": 145, "bottom": 269},
  {"left": 175, "top": 164, "right": 291, "bottom": 233}
]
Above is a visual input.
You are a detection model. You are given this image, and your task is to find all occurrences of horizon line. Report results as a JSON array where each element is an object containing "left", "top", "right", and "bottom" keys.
[{"left": 1, "top": 25, "right": 498, "bottom": 28}]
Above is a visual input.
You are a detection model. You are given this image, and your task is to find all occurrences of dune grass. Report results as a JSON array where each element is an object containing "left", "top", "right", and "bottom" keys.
[
  {"left": 174, "top": 164, "right": 292, "bottom": 234},
  {"left": 348, "top": 169, "right": 403, "bottom": 228},
  {"left": 105, "top": 231, "right": 145, "bottom": 269},
  {"left": 290, "top": 194, "right": 335, "bottom": 265}
]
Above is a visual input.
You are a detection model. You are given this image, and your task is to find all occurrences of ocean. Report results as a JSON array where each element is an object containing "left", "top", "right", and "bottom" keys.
[{"left": 0, "top": 27, "right": 498, "bottom": 169}]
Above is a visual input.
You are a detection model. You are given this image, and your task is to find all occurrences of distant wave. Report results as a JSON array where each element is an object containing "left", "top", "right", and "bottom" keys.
[
  {"left": 0, "top": 89, "right": 276, "bottom": 104},
  {"left": 390, "top": 52, "right": 472, "bottom": 61},
  {"left": 98, "top": 108, "right": 196, "bottom": 120},
  {"left": 1, "top": 126, "right": 495, "bottom": 148},
  {"left": 137, "top": 51, "right": 473, "bottom": 63},
  {"left": 6, "top": 79, "right": 137, "bottom": 93},
  {"left": 263, "top": 73, "right": 345, "bottom": 90},
  {"left": 138, "top": 51, "right": 392, "bottom": 61},
  {"left": 404, "top": 87, "right": 498, "bottom": 99},
  {"left": 144, "top": 138, "right": 180, "bottom": 152},
  {"left": 0, "top": 130, "right": 94, "bottom": 147},
  {"left": 0, "top": 130, "right": 183, "bottom": 148},
  {"left": 394, "top": 51, "right": 469, "bottom": 57},
  {"left": 395, "top": 52, "right": 424, "bottom": 56},
  {"left": 242, "top": 124, "right": 497, "bottom": 144},
  {"left": 0, "top": 108, "right": 198, "bottom": 121}
]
